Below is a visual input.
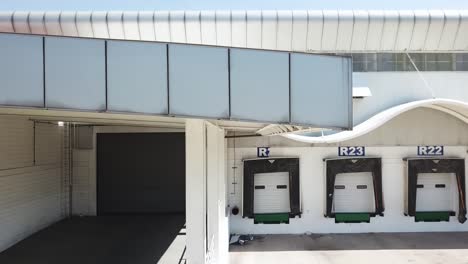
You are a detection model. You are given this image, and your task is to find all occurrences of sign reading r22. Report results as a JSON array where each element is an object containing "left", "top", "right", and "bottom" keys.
[
  {"left": 338, "top": 146, "right": 365, "bottom": 156},
  {"left": 418, "top": 146, "right": 444, "bottom": 156}
]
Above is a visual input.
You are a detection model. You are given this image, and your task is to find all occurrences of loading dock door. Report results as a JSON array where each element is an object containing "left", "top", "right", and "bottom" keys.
[
  {"left": 253, "top": 172, "right": 291, "bottom": 214},
  {"left": 333, "top": 172, "right": 375, "bottom": 213},
  {"left": 325, "top": 157, "right": 384, "bottom": 220},
  {"left": 406, "top": 158, "right": 467, "bottom": 223},
  {"left": 97, "top": 133, "right": 185, "bottom": 215},
  {"left": 416, "top": 173, "right": 454, "bottom": 212},
  {"left": 243, "top": 157, "right": 300, "bottom": 221}
]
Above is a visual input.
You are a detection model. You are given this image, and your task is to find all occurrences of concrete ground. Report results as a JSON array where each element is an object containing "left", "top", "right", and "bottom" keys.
[
  {"left": 0, "top": 214, "right": 186, "bottom": 264},
  {"left": 230, "top": 233, "right": 468, "bottom": 264}
]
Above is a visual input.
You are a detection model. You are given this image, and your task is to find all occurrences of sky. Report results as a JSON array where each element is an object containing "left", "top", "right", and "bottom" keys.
[{"left": 1, "top": 0, "right": 468, "bottom": 11}]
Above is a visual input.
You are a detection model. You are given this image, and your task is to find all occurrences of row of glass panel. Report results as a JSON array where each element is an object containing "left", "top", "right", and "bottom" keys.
[{"left": 349, "top": 53, "right": 468, "bottom": 72}]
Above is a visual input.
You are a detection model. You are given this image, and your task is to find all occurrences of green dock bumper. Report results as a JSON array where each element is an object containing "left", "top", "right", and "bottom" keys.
[
  {"left": 335, "top": 213, "right": 371, "bottom": 223},
  {"left": 254, "top": 213, "right": 290, "bottom": 224},
  {"left": 415, "top": 212, "right": 450, "bottom": 222}
]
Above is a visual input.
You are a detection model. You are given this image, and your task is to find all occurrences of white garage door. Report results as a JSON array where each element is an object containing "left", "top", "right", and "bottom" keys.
[
  {"left": 333, "top": 172, "right": 375, "bottom": 213},
  {"left": 416, "top": 173, "right": 455, "bottom": 212},
  {"left": 253, "top": 172, "right": 290, "bottom": 214}
]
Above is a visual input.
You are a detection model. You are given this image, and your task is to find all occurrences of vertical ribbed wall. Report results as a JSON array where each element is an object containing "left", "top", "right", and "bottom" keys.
[
  {"left": 0, "top": 10, "right": 467, "bottom": 52},
  {"left": 0, "top": 115, "right": 66, "bottom": 252}
]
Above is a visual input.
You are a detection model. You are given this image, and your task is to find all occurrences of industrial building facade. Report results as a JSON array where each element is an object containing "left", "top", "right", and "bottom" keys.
[{"left": 0, "top": 10, "right": 467, "bottom": 264}]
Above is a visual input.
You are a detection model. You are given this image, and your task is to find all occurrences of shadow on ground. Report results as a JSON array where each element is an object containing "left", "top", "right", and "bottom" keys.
[
  {"left": 0, "top": 214, "right": 185, "bottom": 264},
  {"left": 230, "top": 232, "right": 468, "bottom": 252}
]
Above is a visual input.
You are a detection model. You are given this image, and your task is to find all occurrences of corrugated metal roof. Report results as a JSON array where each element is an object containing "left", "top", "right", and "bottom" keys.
[{"left": 0, "top": 10, "right": 467, "bottom": 52}]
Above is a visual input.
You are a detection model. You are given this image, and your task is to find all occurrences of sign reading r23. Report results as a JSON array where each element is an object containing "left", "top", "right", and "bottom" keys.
[
  {"left": 418, "top": 146, "right": 444, "bottom": 156},
  {"left": 338, "top": 146, "right": 365, "bottom": 156}
]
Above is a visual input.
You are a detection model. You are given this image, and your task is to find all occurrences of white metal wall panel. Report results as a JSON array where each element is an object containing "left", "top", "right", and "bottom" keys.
[
  {"left": 60, "top": 11, "right": 79, "bottom": 37},
  {"left": 35, "top": 123, "right": 62, "bottom": 165},
  {"left": 306, "top": 10, "right": 323, "bottom": 51},
  {"left": 91, "top": 12, "right": 109, "bottom": 38},
  {"left": 425, "top": 11, "right": 445, "bottom": 50},
  {"left": 438, "top": 11, "right": 460, "bottom": 50},
  {"left": 351, "top": 11, "right": 369, "bottom": 51},
  {"left": 75, "top": 11, "right": 93, "bottom": 38},
  {"left": 454, "top": 11, "right": 468, "bottom": 50},
  {"left": 333, "top": 172, "right": 375, "bottom": 213},
  {"left": 169, "top": 44, "right": 229, "bottom": 118},
  {"left": 45, "top": 37, "right": 106, "bottom": 111},
  {"left": 44, "top": 11, "right": 62, "bottom": 36},
  {"left": 0, "top": 34, "right": 44, "bottom": 107},
  {"left": 0, "top": 11, "right": 14, "bottom": 32},
  {"left": 261, "top": 11, "right": 277, "bottom": 50},
  {"left": 416, "top": 173, "right": 455, "bottom": 212},
  {"left": 2, "top": 10, "right": 468, "bottom": 52},
  {"left": 107, "top": 11, "right": 125, "bottom": 39},
  {"left": 246, "top": 11, "right": 262, "bottom": 49},
  {"left": 366, "top": 11, "right": 385, "bottom": 50},
  {"left": 291, "top": 11, "right": 308, "bottom": 52},
  {"left": 29, "top": 12, "right": 46, "bottom": 35},
  {"left": 336, "top": 11, "right": 354, "bottom": 51},
  {"left": 138, "top": 11, "right": 156, "bottom": 41},
  {"left": 0, "top": 116, "right": 33, "bottom": 170},
  {"left": 185, "top": 11, "right": 201, "bottom": 44},
  {"left": 170, "top": 11, "right": 186, "bottom": 43},
  {"left": 0, "top": 115, "right": 64, "bottom": 252},
  {"left": 394, "top": 11, "right": 415, "bottom": 51},
  {"left": 34, "top": 122, "right": 64, "bottom": 168},
  {"left": 230, "top": 49, "right": 289, "bottom": 123},
  {"left": 0, "top": 166, "right": 62, "bottom": 252},
  {"left": 154, "top": 11, "right": 171, "bottom": 42},
  {"left": 72, "top": 149, "right": 92, "bottom": 215},
  {"left": 231, "top": 11, "right": 247, "bottom": 47},
  {"left": 12, "top": 11, "right": 30, "bottom": 34},
  {"left": 107, "top": 41, "right": 168, "bottom": 114},
  {"left": 276, "top": 11, "right": 293, "bottom": 51},
  {"left": 122, "top": 11, "right": 140, "bottom": 40},
  {"left": 201, "top": 11, "right": 217, "bottom": 45},
  {"left": 322, "top": 11, "right": 339, "bottom": 50},
  {"left": 380, "top": 11, "right": 399, "bottom": 50},
  {"left": 216, "top": 11, "right": 231, "bottom": 46},
  {"left": 410, "top": 11, "right": 430, "bottom": 50},
  {"left": 254, "top": 172, "right": 291, "bottom": 214}
]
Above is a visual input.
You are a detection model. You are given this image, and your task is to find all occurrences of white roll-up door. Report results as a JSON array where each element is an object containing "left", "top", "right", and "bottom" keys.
[
  {"left": 333, "top": 172, "right": 375, "bottom": 213},
  {"left": 253, "top": 172, "right": 290, "bottom": 214},
  {"left": 416, "top": 173, "right": 455, "bottom": 212}
]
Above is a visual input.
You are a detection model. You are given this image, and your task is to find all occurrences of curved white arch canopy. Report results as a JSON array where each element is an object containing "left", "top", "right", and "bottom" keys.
[
  {"left": 284, "top": 98, "right": 468, "bottom": 144},
  {"left": 0, "top": 10, "right": 467, "bottom": 52}
]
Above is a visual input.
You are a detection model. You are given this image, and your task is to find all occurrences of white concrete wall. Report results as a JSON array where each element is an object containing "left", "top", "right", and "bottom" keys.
[
  {"left": 186, "top": 119, "right": 207, "bottom": 264},
  {"left": 229, "top": 108, "right": 468, "bottom": 148},
  {"left": 342, "top": 107, "right": 468, "bottom": 146},
  {"left": 0, "top": 116, "right": 64, "bottom": 252},
  {"left": 228, "top": 109, "right": 468, "bottom": 234},
  {"left": 186, "top": 120, "right": 229, "bottom": 264},
  {"left": 206, "top": 122, "right": 229, "bottom": 264},
  {"left": 353, "top": 72, "right": 468, "bottom": 124},
  {"left": 228, "top": 146, "right": 468, "bottom": 234}
]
